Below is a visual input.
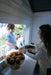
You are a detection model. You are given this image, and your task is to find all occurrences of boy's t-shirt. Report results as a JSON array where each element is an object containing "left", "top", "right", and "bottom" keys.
[{"left": 6, "top": 33, "right": 17, "bottom": 50}]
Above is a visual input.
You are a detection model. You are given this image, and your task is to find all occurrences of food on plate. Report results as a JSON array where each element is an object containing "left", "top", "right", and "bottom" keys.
[
  {"left": 16, "top": 58, "right": 20, "bottom": 64},
  {"left": 20, "top": 55, "right": 25, "bottom": 60},
  {"left": 6, "top": 51, "right": 25, "bottom": 70},
  {"left": 10, "top": 58, "right": 15, "bottom": 65}
]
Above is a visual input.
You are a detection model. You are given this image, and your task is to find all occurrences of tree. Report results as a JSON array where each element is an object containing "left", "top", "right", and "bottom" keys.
[
  {"left": 15, "top": 25, "right": 24, "bottom": 35},
  {"left": 18, "top": 25, "right": 24, "bottom": 30}
]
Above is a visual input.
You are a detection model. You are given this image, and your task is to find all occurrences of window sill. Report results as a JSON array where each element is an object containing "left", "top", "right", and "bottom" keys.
[{"left": 0, "top": 59, "right": 5, "bottom": 64}]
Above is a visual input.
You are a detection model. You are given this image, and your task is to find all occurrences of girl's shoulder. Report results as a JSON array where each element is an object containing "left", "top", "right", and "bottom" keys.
[{"left": 38, "top": 42, "right": 47, "bottom": 52}]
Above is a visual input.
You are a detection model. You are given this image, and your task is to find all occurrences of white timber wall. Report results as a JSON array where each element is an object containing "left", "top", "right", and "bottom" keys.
[
  {"left": 0, "top": 0, "right": 32, "bottom": 24},
  {"left": 24, "top": 24, "right": 33, "bottom": 45},
  {"left": 31, "top": 11, "right": 51, "bottom": 44}
]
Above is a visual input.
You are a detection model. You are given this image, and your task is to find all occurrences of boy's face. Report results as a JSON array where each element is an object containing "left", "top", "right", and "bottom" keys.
[{"left": 9, "top": 28, "right": 15, "bottom": 33}]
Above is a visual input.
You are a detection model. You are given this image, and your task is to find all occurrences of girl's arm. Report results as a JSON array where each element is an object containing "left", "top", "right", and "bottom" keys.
[{"left": 26, "top": 48, "right": 42, "bottom": 60}]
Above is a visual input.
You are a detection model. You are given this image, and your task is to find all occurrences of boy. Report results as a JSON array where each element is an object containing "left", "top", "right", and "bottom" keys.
[{"left": 6, "top": 24, "right": 18, "bottom": 50}]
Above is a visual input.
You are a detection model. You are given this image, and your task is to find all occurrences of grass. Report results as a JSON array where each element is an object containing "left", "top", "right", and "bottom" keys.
[{"left": 0, "top": 39, "right": 6, "bottom": 46}]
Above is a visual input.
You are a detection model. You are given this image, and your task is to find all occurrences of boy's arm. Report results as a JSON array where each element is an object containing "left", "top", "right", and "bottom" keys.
[
  {"left": 6, "top": 40, "right": 18, "bottom": 49},
  {"left": 6, "top": 40, "right": 15, "bottom": 47}
]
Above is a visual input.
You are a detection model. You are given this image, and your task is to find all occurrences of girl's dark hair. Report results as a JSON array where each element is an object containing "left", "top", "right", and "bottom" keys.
[{"left": 39, "top": 24, "right": 51, "bottom": 56}]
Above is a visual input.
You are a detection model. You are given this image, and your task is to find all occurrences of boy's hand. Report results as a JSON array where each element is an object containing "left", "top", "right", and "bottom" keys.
[{"left": 15, "top": 46, "right": 18, "bottom": 50}]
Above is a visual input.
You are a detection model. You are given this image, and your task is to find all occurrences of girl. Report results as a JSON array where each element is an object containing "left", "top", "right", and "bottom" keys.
[{"left": 26, "top": 24, "right": 51, "bottom": 75}]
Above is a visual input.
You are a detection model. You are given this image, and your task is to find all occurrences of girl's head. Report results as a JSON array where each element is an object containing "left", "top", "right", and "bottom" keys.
[
  {"left": 38, "top": 24, "right": 50, "bottom": 40},
  {"left": 39, "top": 24, "right": 51, "bottom": 56},
  {"left": 7, "top": 24, "right": 15, "bottom": 33}
]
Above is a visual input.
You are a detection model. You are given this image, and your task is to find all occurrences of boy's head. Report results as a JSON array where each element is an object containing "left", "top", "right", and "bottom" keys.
[{"left": 7, "top": 24, "right": 15, "bottom": 33}]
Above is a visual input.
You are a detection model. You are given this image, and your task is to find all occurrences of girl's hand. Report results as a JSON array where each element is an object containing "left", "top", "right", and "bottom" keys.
[
  {"left": 28, "top": 49, "right": 32, "bottom": 52},
  {"left": 22, "top": 50, "right": 26, "bottom": 54}
]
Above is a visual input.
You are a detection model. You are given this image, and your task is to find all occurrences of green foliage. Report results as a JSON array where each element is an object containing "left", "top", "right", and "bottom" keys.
[
  {"left": 15, "top": 25, "right": 24, "bottom": 35},
  {"left": 18, "top": 25, "right": 24, "bottom": 30}
]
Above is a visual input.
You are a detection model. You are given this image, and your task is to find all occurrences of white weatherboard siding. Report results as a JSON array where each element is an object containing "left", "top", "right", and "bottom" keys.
[
  {"left": 0, "top": 0, "right": 32, "bottom": 24},
  {"left": 31, "top": 11, "right": 51, "bottom": 44}
]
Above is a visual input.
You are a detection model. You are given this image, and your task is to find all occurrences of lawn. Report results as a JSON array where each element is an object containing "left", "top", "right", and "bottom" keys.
[{"left": 0, "top": 39, "right": 6, "bottom": 46}]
